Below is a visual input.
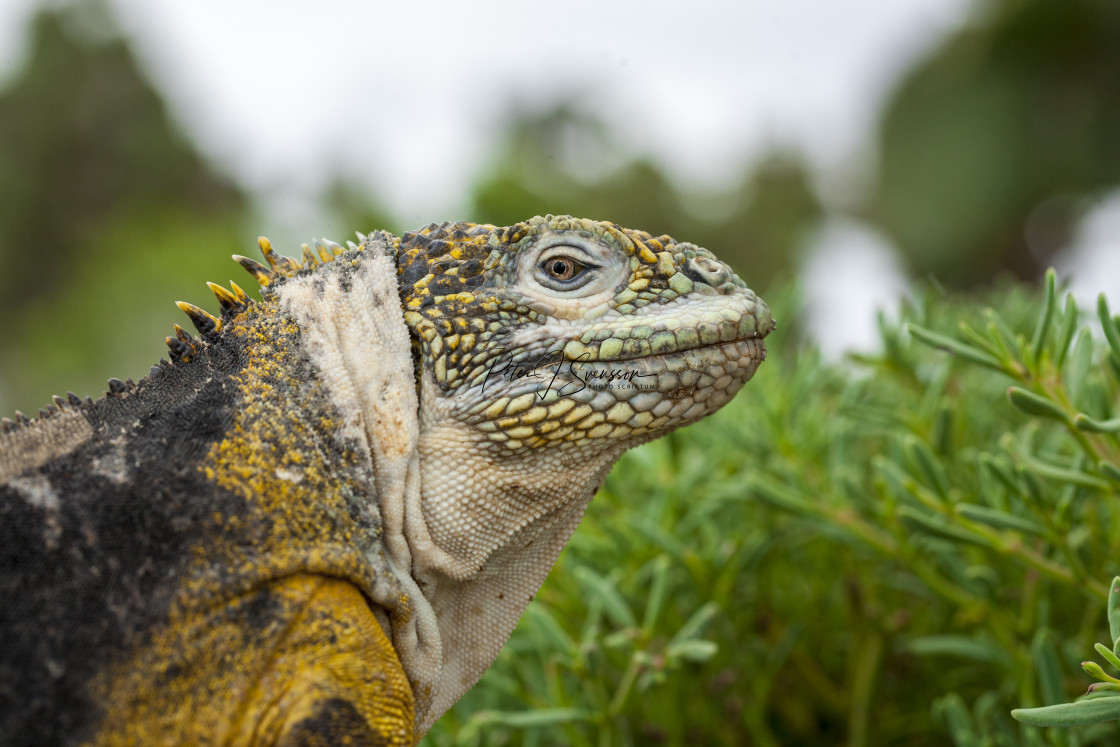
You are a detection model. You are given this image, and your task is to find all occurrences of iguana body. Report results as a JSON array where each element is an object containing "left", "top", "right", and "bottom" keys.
[{"left": 0, "top": 216, "right": 773, "bottom": 745}]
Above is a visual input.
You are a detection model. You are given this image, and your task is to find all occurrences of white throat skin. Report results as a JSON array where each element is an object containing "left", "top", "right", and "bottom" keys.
[{"left": 407, "top": 371, "right": 626, "bottom": 733}]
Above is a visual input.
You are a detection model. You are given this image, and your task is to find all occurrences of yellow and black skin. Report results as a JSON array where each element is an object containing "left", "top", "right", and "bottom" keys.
[
  {"left": 0, "top": 215, "right": 773, "bottom": 745},
  {"left": 1, "top": 265, "right": 413, "bottom": 743}
]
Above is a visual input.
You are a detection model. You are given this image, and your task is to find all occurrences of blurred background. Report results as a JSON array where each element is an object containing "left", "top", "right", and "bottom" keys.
[
  {"left": 5, "top": 3, "right": 1120, "bottom": 744},
  {"left": 0, "top": 0, "right": 1118, "bottom": 417}
]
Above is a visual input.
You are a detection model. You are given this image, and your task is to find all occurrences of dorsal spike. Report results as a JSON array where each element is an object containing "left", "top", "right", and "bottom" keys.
[
  {"left": 67, "top": 392, "right": 82, "bottom": 406},
  {"left": 106, "top": 378, "right": 127, "bottom": 396},
  {"left": 316, "top": 243, "right": 335, "bottom": 263},
  {"left": 176, "top": 301, "right": 222, "bottom": 341},
  {"left": 38, "top": 408, "right": 49, "bottom": 419},
  {"left": 331, "top": 243, "right": 344, "bottom": 257},
  {"left": 229, "top": 281, "right": 250, "bottom": 304},
  {"left": 355, "top": 231, "right": 366, "bottom": 242},
  {"left": 257, "top": 236, "right": 302, "bottom": 274},
  {"left": 207, "top": 281, "right": 247, "bottom": 315},
  {"left": 257, "top": 236, "right": 282, "bottom": 270},
  {"left": 173, "top": 324, "right": 192, "bottom": 343},
  {"left": 233, "top": 254, "right": 272, "bottom": 287},
  {"left": 300, "top": 243, "right": 320, "bottom": 268},
  {"left": 346, "top": 241, "right": 359, "bottom": 251},
  {"left": 165, "top": 336, "right": 193, "bottom": 363},
  {"left": 51, "top": 394, "right": 66, "bottom": 409},
  {"left": 14, "top": 411, "right": 30, "bottom": 425},
  {"left": 1, "top": 417, "right": 14, "bottom": 433}
]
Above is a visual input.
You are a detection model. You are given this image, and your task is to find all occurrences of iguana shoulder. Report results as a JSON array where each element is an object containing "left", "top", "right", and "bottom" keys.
[{"left": 0, "top": 215, "right": 773, "bottom": 745}]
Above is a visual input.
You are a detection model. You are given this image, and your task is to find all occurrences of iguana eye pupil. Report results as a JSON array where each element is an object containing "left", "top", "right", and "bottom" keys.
[{"left": 546, "top": 258, "right": 578, "bottom": 280}]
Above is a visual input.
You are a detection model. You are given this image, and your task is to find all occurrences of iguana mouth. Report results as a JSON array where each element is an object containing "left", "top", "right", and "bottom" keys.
[
  {"left": 579, "top": 329, "right": 770, "bottom": 367},
  {"left": 554, "top": 292, "right": 774, "bottom": 367},
  {"left": 573, "top": 336, "right": 767, "bottom": 394},
  {"left": 465, "top": 336, "right": 767, "bottom": 451},
  {"left": 473, "top": 330, "right": 768, "bottom": 399}
]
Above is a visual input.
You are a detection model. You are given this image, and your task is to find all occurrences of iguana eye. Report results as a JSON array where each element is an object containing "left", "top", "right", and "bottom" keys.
[
  {"left": 519, "top": 237, "right": 622, "bottom": 307},
  {"left": 533, "top": 249, "right": 598, "bottom": 291},
  {"left": 543, "top": 257, "right": 583, "bottom": 281}
]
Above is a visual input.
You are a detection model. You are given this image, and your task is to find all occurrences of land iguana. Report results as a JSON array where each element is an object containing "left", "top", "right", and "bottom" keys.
[{"left": 0, "top": 215, "right": 773, "bottom": 745}]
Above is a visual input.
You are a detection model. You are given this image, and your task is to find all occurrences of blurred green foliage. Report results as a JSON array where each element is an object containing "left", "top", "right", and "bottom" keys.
[
  {"left": 0, "top": 2, "right": 246, "bottom": 414},
  {"left": 871, "top": 0, "right": 1120, "bottom": 285}
]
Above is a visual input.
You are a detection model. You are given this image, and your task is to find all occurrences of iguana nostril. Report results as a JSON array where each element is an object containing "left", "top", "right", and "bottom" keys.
[{"left": 684, "top": 256, "right": 730, "bottom": 287}]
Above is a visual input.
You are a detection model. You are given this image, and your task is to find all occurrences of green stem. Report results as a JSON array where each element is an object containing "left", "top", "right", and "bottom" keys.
[
  {"left": 607, "top": 653, "right": 641, "bottom": 717},
  {"left": 847, "top": 632, "right": 884, "bottom": 747}
]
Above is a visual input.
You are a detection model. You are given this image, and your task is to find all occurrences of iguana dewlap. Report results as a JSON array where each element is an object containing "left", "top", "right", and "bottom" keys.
[{"left": 0, "top": 215, "right": 773, "bottom": 745}]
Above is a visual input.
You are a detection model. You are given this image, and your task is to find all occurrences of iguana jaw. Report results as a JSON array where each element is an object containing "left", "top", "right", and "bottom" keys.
[
  {"left": 446, "top": 335, "right": 765, "bottom": 452},
  {"left": 408, "top": 331, "right": 767, "bottom": 579},
  {"left": 408, "top": 306, "right": 769, "bottom": 585}
]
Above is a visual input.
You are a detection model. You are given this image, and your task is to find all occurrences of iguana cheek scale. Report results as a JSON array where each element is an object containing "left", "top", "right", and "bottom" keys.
[{"left": 0, "top": 215, "right": 773, "bottom": 745}]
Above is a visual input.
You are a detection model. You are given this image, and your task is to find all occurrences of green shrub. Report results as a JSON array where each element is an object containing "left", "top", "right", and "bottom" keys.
[{"left": 422, "top": 272, "right": 1120, "bottom": 746}]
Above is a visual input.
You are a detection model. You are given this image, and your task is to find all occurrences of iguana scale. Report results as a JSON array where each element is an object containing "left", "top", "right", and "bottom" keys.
[{"left": 0, "top": 215, "right": 773, "bottom": 745}]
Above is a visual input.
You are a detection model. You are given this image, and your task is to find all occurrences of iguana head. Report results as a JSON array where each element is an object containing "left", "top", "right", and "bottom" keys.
[{"left": 395, "top": 215, "right": 773, "bottom": 453}]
